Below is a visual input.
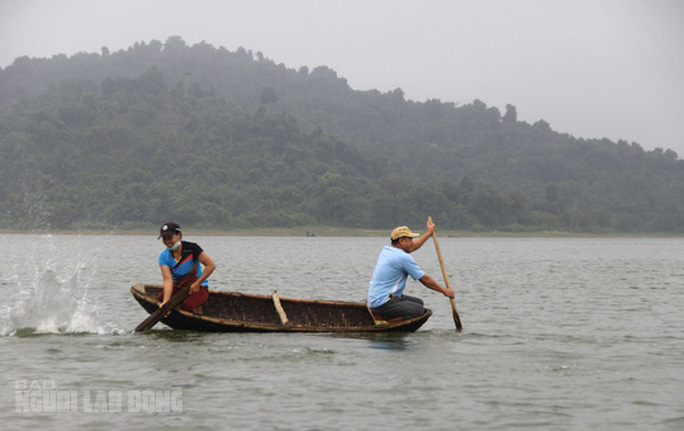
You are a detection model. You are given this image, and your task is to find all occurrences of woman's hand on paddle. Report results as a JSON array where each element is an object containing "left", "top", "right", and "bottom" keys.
[{"left": 159, "top": 299, "right": 172, "bottom": 317}]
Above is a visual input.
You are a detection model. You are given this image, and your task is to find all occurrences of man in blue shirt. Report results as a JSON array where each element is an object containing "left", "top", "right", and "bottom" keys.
[{"left": 367, "top": 220, "right": 455, "bottom": 319}]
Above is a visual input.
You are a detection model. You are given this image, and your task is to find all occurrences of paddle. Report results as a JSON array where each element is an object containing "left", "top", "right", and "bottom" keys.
[
  {"left": 428, "top": 216, "right": 463, "bottom": 331},
  {"left": 135, "top": 276, "right": 195, "bottom": 332}
]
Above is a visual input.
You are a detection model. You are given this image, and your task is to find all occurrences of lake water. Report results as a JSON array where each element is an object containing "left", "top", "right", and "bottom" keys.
[{"left": 1, "top": 234, "right": 682, "bottom": 430}]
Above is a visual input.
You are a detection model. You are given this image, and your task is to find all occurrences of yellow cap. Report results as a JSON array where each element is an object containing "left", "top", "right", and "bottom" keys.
[{"left": 390, "top": 226, "right": 420, "bottom": 241}]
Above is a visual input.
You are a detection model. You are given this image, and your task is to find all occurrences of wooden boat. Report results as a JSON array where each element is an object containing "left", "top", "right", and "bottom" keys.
[{"left": 130, "top": 284, "right": 432, "bottom": 333}]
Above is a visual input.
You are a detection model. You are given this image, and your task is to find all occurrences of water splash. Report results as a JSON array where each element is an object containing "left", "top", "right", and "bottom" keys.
[{"left": 0, "top": 237, "right": 122, "bottom": 336}]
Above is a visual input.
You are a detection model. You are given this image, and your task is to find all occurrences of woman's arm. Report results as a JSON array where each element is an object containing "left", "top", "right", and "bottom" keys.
[
  {"left": 160, "top": 265, "right": 174, "bottom": 306},
  {"left": 189, "top": 251, "right": 216, "bottom": 293}
]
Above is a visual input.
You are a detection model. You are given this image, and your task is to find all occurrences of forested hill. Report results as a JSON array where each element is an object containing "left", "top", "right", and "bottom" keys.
[{"left": 1, "top": 36, "right": 683, "bottom": 232}]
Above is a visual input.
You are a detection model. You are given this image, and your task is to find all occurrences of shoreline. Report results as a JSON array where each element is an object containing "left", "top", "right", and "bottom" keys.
[{"left": 1, "top": 226, "right": 682, "bottom": 238}]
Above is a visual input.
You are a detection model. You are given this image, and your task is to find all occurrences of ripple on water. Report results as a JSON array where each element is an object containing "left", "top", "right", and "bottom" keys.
[{"left": 1, "top": 235, "right": 683, "bottom": 430}]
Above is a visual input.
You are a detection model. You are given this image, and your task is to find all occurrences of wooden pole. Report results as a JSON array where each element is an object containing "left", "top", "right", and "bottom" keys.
[
  {"left": 135, "top": 286, "right": 191, "bottom": 332},
  {"left": 428, "top": 216, "right": 463, "bottom": 331}
]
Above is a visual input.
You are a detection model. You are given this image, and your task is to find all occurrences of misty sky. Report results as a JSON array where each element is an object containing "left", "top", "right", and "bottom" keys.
[{"left": 1, "top": 0, "right": 683, "bottom": 155}]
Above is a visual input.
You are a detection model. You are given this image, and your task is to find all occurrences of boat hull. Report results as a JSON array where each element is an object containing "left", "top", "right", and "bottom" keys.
[{"left": 131, "top": 284, "right": 431, "bottom": 333}]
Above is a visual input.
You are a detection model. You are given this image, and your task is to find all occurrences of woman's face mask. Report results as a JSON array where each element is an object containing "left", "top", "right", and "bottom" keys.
[{"left": 162, "top": 234, "right": 181, "bottom": 250}]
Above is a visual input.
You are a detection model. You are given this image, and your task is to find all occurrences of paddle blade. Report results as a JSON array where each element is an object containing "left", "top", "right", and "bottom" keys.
[{"left": 451, "top": 299, "right": 463, "bottom": 332}]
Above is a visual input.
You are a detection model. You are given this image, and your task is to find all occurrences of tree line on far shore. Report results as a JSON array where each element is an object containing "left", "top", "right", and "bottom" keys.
[{"left": 1, "top": 37, "right": 683, "bottom": 232}]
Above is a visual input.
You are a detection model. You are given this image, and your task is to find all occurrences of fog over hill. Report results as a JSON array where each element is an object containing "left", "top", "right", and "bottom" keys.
[{"left": 2, "top": 0, "right": 682, "bottom": 156}]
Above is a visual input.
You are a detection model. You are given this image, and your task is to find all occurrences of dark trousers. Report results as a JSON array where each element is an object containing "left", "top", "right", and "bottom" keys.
[{"left": 371, "top": 295, "right": 425, "bottom": 319}]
